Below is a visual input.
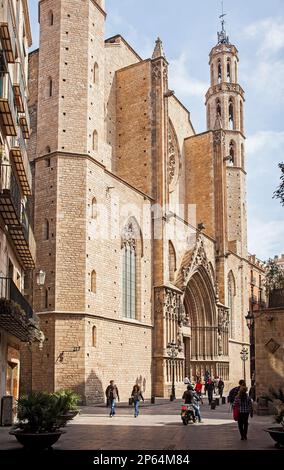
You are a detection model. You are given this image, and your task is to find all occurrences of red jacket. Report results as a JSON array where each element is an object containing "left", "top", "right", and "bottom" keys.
[{"left": 195, "top": 383, "right": 202, "bottom": 393}]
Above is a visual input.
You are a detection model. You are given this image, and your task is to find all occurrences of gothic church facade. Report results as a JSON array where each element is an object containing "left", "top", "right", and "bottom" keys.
[{"left": 24, "top": 0, "right": 250, "bottom": 402}]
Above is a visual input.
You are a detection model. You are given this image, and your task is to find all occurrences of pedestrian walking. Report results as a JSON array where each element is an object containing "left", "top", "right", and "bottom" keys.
[
  {"left": 131, "top": 384, "right": 144, "bottom": 418},
  {"left": 207, "top": 378, "right": 214, "bottom": 404},
  {"left": 213, "top": 376, "right": 219, "bottom": 395},
  {"left": 195, "top": 378, "right": 203, "bottom": 398},
  {"left": 233, "top": 386, "right": 253, "bottom": 440},
  {"left": 218, "top": 378, "right": 225, "bottom": 398},
  {"left": 183, "top": 376, "right": 190, "bottom": 385},
  {"left": 105, "top": 380, "right": 120, "bottom": 417},
  {"left": 193, "top": 390, "right": 203, "bottom": 423},
  {"left": 228, "top": 379, "right": 246, "bottom": 406}
]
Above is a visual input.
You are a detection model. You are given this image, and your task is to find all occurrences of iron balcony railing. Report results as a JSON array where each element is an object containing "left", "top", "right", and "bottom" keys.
[
  {"left": 0, "top": 162, "right": 35, "bottom": 267},
  {"left": 0, "top": 276, "right": 33, "bottom": 318},
  {"left": 13, "top": 60, "right": 26, "bottom": 113},
  {"left": 0, "top": 162, "right": 21, "bottom": 219},
  {"left": 0, "top": 70, "right": 17, "bottom": 135},
  {"left": 0, "top": 0, "right": 16, "bottom": 63},
  {"left": 10, "top": 126, "right": 32, "bottom": 194}
]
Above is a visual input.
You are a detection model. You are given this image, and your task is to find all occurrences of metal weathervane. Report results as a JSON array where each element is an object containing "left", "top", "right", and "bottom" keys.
[{"left": 218, "top": 1, "right": 230, "bottom": 44}]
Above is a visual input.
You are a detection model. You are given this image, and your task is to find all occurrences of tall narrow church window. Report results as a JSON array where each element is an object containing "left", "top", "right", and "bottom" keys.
[
  {"left": 92, "top": 130, "right": 98, "bottom": 152},
  {"left": 49, "top": 78, "right": 53, "bottom": 97},
  {"left": 229, "top": 140, "right": 235, "bottom": 166},
  {"left": 235, "top": 61, "right": 238, "bottom": 83},
  {"left": 228, "top": 272, "right": 236, "bottom": 338},
  {"left": 92, "top": 326, "right": 97, "bottom": 347},
  {"left": 44, "top": 288, "right": 48, "bottom": 309},
  {"left": 229, "top": 98, "right": 234, "bottom": 130},
  {"left": 43, "top": 219, "right": 49, "bottom": 240},
  {"left": 241, "top": 144, "right": 245, "bottom": 169},
  {"left": 240, "top": 101, "right": 244, "bottom": 134},
  {"left": 93, "top": 62, "right": 99, "bottom": 84},
  {"left": 91, "top": 197, "right": 97, "bottom": 219},
  {"left": 227, "top": 58, "right": 231, "bottom": 82},
  {"left": 218, "top": 59, "right": 222, "bottom": 83},
  {"left": 48, "top": 11, "right": 54, "bottom": 26},
  {"left": 91, "top": 270, "right": 96, "bottom": 293},
  {"left": 122, "top": 219, "right": 142, "bottom": 321},
  {"left": 122, "top": 240, "right": 136, "bottom": 319},
  {"left": 169, "top": 241, "right": 177, "bottom": 283}
]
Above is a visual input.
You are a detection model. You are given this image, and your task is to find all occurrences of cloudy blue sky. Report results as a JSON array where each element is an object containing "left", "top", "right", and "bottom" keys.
[{"left": 28, "top": 0, "right": 284, "bottom": 261}]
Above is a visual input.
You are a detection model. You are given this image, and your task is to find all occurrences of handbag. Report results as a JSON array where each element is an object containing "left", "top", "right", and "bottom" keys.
[{"left": 233, "top": 405, "right": 239, "bottom": 421}]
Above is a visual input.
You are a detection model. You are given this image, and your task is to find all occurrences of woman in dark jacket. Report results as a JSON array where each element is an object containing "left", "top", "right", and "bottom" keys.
[
  {"left": 131, "top": 385, "right": 144, "bottom": 418},
  {"left": 233, "top": 386, "right": 253, "bottom": 440}
]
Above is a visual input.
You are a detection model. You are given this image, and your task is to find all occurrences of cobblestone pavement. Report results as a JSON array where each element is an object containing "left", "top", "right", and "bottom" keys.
[{"left": 0, "top": 399, "right": 278, "bottom": 451}]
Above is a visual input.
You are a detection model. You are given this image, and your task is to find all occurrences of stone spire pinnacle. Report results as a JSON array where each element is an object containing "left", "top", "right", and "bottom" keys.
[
  {"left": 152, "top": 37, "right": 166, "bottom": 60},
  {"left": 217, "top": 1, "right": 229, "bottom": 44}
]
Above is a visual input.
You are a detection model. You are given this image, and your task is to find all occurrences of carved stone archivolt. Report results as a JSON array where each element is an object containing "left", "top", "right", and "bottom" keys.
[
  {"left": 177, "top": 235, "right": 215, "bottom": 292},
  {"left": 168, "top": 121, "right": 181, "bottom": 192}
]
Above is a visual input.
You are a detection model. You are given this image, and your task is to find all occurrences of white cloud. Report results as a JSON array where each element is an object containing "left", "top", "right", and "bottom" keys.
[
  {"left": 247, "top": 131, "right": 284, "bottom": 156},
  {"left": 106, "top": 9, "right": 152, "bottom": 59},
  {"left": 248, "top": 218, "right": 284, "bottom": 260},
  {"left": 169, "top": 52, "right": 208, "bottom": 98},
  {"left": 244, "top": 18, "right": 284, "bottom": 58},
  {"left": 242, "top": 59, "right": 284, "bottom": 101}
]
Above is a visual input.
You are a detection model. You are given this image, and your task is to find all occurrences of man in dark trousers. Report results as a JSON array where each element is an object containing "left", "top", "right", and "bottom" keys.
[
  {"left": 207, "top": 378, "right": 214, "bottom": 404},
  {"left": 218, "top": 378, "right": 225, "bottom": 398},
  {"left": 105, "top": 380, "right": 120, "bottom": 417}
]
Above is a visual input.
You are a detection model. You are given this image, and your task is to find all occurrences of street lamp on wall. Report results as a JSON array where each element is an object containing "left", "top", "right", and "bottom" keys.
[
  {"left": 36, "top": 270, "right": 46, "bottom": 289},
  {"left": 245, "top": 311, "right": 254, "bottom": 330}
]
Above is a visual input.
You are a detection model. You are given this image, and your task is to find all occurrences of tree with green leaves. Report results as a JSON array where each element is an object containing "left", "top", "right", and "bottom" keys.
[
  {"left": 264, "top": 258, "right": 284, "bottom": 294},
  {"left": 273, "top": 163, "right": 284, "bottom": 206}
]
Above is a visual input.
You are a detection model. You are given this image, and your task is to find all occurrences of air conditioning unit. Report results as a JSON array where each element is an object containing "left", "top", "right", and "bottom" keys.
[{"left": 1, "top": 396, "right": 13, "bottom": 426}]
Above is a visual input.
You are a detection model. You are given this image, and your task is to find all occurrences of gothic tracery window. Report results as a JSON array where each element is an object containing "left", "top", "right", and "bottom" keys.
[
  {"left": 218, "top": 59, "right": 222, "bottom": 83},
  {"left": 229, "top": 97, "right": 234, "bottom": 130},
  {"left": 227, "top": 58, "right": 231, "bottom": 82},
  {"left": 229, "top": 140, "right": 236, "bottom": 166},
  {"left": 122, "top": 222, "right": 136, "bottom": 319}
]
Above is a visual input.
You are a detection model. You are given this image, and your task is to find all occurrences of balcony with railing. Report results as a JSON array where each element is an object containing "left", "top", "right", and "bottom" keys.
[
  {"left": 13, "top": 61, "right": 26, "bottom": 114},
  {"left": 19, "top": 94, "right": 30, "bottom": 139},
  {"left": 0, "top": 71, "right": 17, "bottom": 136},
  {"left": 0, "top": 1, "right": 16, "bottom": 63},
  {"left": 0, "top": 163, "right": 35, "bottom": 268},
  {"left": 10, "top": 128, "right": 32, "bottom": 195},
  {"left": 0, "top": 277, "right": 34, "bottom": 342}
]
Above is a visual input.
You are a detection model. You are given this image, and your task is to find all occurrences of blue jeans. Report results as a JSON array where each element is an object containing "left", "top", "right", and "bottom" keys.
[
  {"left": 110, "top": 399, "right": 116, "bottom": 416},
  {"left": 193, "top": 404, "right": 201, "bottom": 422},
  {"left": 134, "top": 400, "right": 140, "bottom": 417}
]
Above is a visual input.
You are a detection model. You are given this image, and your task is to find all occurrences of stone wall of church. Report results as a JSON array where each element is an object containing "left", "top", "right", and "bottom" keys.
[
  {"left": 184, "top": 132, "right": 216, "bottom": 239},
  {"left": 168, "top": 96, "right": 194, "bottom": 220},
  {"left": 116, "top": 61, "right": 153, "bottom": 196},
  {"left": 104, "top": 37, "right": 140, "bottom": 171}
]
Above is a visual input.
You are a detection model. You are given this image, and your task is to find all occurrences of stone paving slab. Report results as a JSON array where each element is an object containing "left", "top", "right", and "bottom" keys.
[{"left": 0, "top": 400, "right": 278, "bottom": 451}]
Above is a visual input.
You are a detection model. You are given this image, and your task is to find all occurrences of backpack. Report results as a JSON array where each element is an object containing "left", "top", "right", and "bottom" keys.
[{"left": 228, "top": 386, "right": 239, "bottom": 404}]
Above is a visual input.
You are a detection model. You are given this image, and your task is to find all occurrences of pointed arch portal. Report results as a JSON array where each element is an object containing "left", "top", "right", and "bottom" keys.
[{"left": 175, "top": 239, "right": 230, "bottom": 381}]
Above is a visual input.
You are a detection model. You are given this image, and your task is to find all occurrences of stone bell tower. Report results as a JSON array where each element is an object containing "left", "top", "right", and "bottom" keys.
[{"left": 205, "top": 15, "right": 247, "bottom": 258}]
